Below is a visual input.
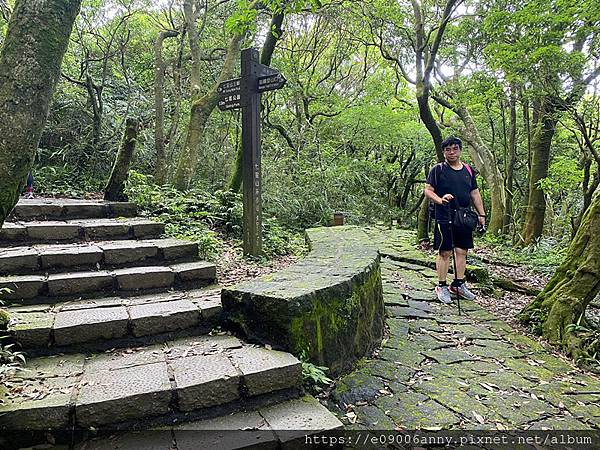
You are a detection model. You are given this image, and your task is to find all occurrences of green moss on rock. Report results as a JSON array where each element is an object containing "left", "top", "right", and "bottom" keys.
[{"left": 221, "top": 226, "right": 385, "bottom": 376}]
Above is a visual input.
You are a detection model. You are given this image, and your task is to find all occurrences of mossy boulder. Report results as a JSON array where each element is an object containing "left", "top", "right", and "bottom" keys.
[{"left": 221, "top": 226, "right": 385, "bottom": 376}]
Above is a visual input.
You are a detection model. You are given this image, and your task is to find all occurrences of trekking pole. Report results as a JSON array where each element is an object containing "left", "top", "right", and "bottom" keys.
[{"left": 447, "top": 202, "right": 462, "bottom": 315}]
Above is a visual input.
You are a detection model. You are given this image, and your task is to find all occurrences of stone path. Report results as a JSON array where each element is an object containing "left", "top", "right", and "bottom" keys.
[
  {"left": 331, "top": 228, "right": 600, "bottom": 432},
  {"left": 0, "top": 198, "right": 341, "bottom": 449}
]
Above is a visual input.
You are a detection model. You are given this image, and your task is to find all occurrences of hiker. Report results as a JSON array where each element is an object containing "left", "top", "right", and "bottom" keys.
[
  {"left": 24, "top": 171, "right": 34, "bottom": 199},
  {"left": 424, "top": 136, "right": 486, "bottom": 304}
]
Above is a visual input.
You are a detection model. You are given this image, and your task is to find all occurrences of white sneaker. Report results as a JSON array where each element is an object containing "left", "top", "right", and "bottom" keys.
[
  {"left": 450, "top": 283, "right": 476, "bottom": 300},
  {"left": 435, "top": 285, "right": 453, "bottom": 304}
]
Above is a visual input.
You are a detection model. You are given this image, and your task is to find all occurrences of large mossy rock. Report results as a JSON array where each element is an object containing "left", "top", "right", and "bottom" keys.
[{"left": 221, "top": 227, "right": 384, "bottom": 376}]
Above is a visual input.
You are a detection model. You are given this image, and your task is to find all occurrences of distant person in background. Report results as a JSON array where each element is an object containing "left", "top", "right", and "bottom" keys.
[{"left": 24, "top": 171, "right": 34, "bottom": 199}]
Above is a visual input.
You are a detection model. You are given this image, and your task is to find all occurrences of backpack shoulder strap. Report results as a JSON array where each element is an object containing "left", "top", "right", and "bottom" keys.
[
  {"left": 464, "top": 163, "right": 473, "bottom": 177},
  {"left": 434, "top": 162, "right": 444, "bottom": 185}
]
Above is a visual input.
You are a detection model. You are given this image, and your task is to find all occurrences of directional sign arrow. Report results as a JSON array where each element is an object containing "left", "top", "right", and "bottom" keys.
[
  {"left": 257, "top": 73, "right": 287, "bottom": 93},
  {"left": 217, "top": 78, "right": 242, "bottom": 95}
]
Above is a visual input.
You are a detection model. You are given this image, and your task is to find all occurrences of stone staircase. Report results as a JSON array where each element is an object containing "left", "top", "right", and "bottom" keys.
[{"left": 0, "top": 199, "right": 342, "bottom": 449}]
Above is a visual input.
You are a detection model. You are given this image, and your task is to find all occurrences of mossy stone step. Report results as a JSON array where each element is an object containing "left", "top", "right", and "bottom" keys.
[
  {"left": 0, "top": 336, "right": 302, "bottom": 430},
  {"left": 7, "top": 289, "right": 222, "bottom": 350},
  {"left": 0, "top": 261, "right": 216, "bottom": 302},
  {"left": 0, "top": 218, "right": 164, "bottom": 244},
  {"left": 10, "top": 198, "right": 137, "bottom": 221},
  {"left": 0, "top": 239, "right": 198, "bottom": 274}
]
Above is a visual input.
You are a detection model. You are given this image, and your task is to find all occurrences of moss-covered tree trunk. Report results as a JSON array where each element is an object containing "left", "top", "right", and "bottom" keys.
[
  {"left": 520, "top": 191, "right": 600, "bottom": 358},
  {"left": 520, "top": 102, "right": 557, "bottom": 245},
  {"left": 172, "top": 33, "right": 243, "bottom": 190},
  {"left": 504, "top": 88, "right": 517, "bottom": 233},
  {"left": 104, "top": 118, "right": 139, "bottom": 201},
  {"left": 0, "top": 0, "right": 82, "bottom": 227}
]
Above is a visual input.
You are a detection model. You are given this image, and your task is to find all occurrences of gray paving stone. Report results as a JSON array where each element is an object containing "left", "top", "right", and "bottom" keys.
[
  {"left": 387, "top": 306, "right": 431, "bottom": 319},
  {"left": 129, "top": 299, "right": 200, "bottom": 337},
  {"left": 229, "top": 346, "right": 302, "bottom": 396},
  {"left": 130, "top": 220, "right": 164, "bottom": 238},
  {"left": 170, "top": 353, "right": 240, "bottom": 411},
  {"left": 115, "top": 266, "right": 174, "bottom": 290},
  {"left": 47, "top": 271, "right": 114, "bottom": 296},
  {"left": 151, "top": 239, "right": 198, "bottom": 260},
  {"left": 165, "top": 335, "right": 243, "bottom": 360},
  {"left": 0, "top": 376, "right": 77, "bottom": 430},
  {"left": 53, "top": 306, "right": 129, "bottom": 346},
  {"left": 12, "top": 200, "right": 63, "bottom": 219},
  {"left": 190, "top": 290, "right": 222, "bottom": 320},
  {"left": 0, "top": 222, "right": 27, "bottom": 241},
  {"left": 174, "top": 411, "right": 278, "bottom": 450},
  {"left": 0, "top": 247, "right": 39, "bottom": 273},
  {"left": 99, "top": 240, "right": 158, "bottom": 265},
  {"left": 261, "top": 396, "right": 343, "bottom": 447},
  {"left": 85, "top": 345, "right": 165, "bottom": 372},
  {"left": 9, "top": 310, "right": 55, "bottom": 347},
  {"left": 423, "top": 348, "right": 480, "bottom": 364},
  {"left": 26, "top": 222, "right": 80, "bottom": 240},
  {"left": 80, "top": 219, "right": 131, "bottom": 240},
  {"left": 39, "top": 244, "right": 103, "bottom": 269},
  {"left": 12, "top": 353, "right": 86, "bottom": 379},
  {"left": 0, "top": 275, "right": 45, "bottom": 299},
  {"left": 76, "top": 361, "right": 171, "bottom": 426},
  {"left": 76, "top": 430, "right": 175, "bottom": 450},
  {"left": 123, "top": 291, "right": 185, "bottom": 306},
  {"left": 61, "top": 202, "right": 106, "bottom": 219},
  {"left": 171, "top": 261, "right": 216, "bottom": 283},
  {"left": 58, "top": 296, "right": 123, "bottom": 311},
  {"left": 107, "top": 202, "right": 138, "bottom": 218}
]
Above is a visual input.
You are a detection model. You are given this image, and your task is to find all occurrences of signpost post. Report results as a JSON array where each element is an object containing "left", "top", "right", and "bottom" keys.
[{"left": 217, "top": 48, "right": 287, "bottom": 257}]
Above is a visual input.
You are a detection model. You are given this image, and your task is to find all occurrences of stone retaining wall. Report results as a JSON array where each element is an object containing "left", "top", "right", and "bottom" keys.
[{"left": 221, "top": 226, "right": 384, "bottom": 376}]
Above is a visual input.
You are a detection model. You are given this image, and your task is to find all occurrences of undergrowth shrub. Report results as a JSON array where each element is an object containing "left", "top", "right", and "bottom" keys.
[{"left": 125, "top": 171, "right": 304, "bottom": 260}]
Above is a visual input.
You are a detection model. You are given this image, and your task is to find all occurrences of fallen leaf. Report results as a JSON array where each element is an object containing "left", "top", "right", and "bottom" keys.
[{"left": 473, "top": 412, "right": 485, "bottom": 424}]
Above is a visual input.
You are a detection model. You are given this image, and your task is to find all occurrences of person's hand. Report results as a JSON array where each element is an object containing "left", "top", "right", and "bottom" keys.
[
  {"left": 440, "top": 194, "right": 454, "bottom": 205},
  {"left": 478, "top": 215, "right": 486, "bottom": 226}
]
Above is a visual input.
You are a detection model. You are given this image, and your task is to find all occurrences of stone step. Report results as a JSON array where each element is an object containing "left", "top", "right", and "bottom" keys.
[
  {"left": 7, "top": 289, "right": 222, "bottom": 351},
  {"left": 76, "top": 395, "right": 343, "bottom": 449},
  {"left": 0, "top": 261, "right": 216, "bottom": 303},
  {"left": 0, "top": 336, "right": 304, "bottom": 431},
  {"left": 0, "top": 238, "right": 199, "bottom": 274},
  {"left": 0, "top": 218, "right": 164, "bottom": 244},
  {"left": 9, "top": 198, "right": 137, "bottom": 221}
]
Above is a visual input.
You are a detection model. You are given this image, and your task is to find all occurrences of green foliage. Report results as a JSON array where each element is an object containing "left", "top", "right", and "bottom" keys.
[
  {"left": 0, "top": 288, "right": 25, "bottom": 376},
  {"left": 125, "top": 171, "right": 303, "bottom": 259},
  {"left": 566, "top": 314, "right": 600, "bottom": 368},
  {"left": 482, "top": 236, "right": 567, "bottom": 273},
  {"left": 32, "top": 165, "right": 104, "bottom": 197},
  {"left": 299, "top": 351, "right": 332, "bottom": 388},
  {"left": 538, "top": 156, "right": 584, "bottom": 196}
]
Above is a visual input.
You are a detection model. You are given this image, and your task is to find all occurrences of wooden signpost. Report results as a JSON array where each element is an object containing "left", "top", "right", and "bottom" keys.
[{"left": 217, "top": 48, "right": 287, "bottom": 257}]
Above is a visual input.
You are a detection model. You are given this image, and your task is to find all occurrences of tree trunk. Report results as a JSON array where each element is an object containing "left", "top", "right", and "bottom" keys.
[
  {"left": 104, "top": 118, "right": 139, "bottom": 201},
  {"left": 455, "top": 105, "right": 506, "bottom": 234},
  {"left": 520, "top": 101, "right": 558, "bottom": 245},
  {"left": 520, "top": 191, "right": 600, "bottom": 358},
  {"left": 504, "top": 88, "right": 517, "bottom": 233},
  {"left": 172, "top": 33, "right": 243, "bottom": 190},
  {"left": 154, "top": 30, "right": 179, "bottom": 184},
  {"left": 0, "top": 0, "right": 82, "bottom": 226}
]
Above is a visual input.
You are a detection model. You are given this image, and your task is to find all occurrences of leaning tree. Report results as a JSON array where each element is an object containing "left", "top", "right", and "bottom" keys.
[
  {"left": 0, "top": 0, "right": 82, "bottom": 226},
  {"left": 520, "top": 190, "right": 600, "bottom": 360}
]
